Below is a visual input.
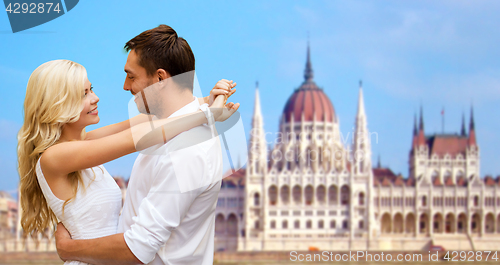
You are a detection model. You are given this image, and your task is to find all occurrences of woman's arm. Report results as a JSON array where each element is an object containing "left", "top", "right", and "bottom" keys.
[
  {"left": 42, "top": 95, "right": 239, "bottom": 177},
  {"left": 84, "top": 114, "right": 153, "bottom": 140},
  {"left": 43, "top": 110, "right": 205, "bottom": 176},
  {"left": 87, "top": 79, "right": 235, "bottom": 140}
]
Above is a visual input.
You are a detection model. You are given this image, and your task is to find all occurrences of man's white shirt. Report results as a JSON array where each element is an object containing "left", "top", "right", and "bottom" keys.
[{"left": 118, "top": 97, "right": 223, "bottom": 265}]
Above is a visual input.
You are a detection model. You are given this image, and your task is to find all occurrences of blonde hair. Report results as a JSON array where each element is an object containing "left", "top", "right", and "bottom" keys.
[{"left": 18, "top": 60, "right": 88, "bottom": 237}]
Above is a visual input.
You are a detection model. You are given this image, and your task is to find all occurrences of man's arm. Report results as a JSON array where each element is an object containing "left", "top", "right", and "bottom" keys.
[
  {"left": 56, "top": 136, "right": 212, "bottom": 264},
  {"left": 56, "top": 223, "right": 142, "bottom": 265}
]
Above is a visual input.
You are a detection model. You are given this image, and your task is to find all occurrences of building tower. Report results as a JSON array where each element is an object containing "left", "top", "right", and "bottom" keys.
[
  {"left": 351, "top": 81, "right": 374, "bottom": 244},
  {"left": 242, "top": 82, "right": 268, "bottom": 250}
]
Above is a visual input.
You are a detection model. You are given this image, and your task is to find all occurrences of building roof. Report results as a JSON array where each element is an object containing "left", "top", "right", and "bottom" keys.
[
  {"left": 426, "top": 134, "right": 469, "bottom": 158},
  {"left": 113, "top": 176, "right": 127, "bottom": 189},
  {"left": 433, "top": 176, "right": 443, "bottom": 186},
  {"left": 456, "top": 176, "right": 468, "bottom": 187},
  {"left": 484, "top": 175, "right": 496, "bottom": 186},
  {"left": 282, "top": 45, "right": 335, "bottom": 123},
  {"left": 373, "top": 167, "right": 397, "bottom": 186},
  {"left": 394, "top": 176, "right": 405, "bottom": 186},
  {"left": 444, "top": 177, "right": 454, "bottom": 186},
  {"left": 221, "top": 168, "right": 246, "bottom": 188}
]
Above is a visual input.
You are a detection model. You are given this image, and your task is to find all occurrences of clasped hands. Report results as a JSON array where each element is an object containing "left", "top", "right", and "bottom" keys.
[{"left": 205, "top": 79, "right": 240, "bottom": 122}]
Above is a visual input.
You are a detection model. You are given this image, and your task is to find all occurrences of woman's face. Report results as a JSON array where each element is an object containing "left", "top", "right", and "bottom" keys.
[{"left": 75, "top": 78, "right": 100, "bottom": 127}]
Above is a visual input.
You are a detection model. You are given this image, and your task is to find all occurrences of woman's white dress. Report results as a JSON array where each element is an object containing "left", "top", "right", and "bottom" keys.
[{"left": 36, "top": 157, "right": 123, "bottom": 265}]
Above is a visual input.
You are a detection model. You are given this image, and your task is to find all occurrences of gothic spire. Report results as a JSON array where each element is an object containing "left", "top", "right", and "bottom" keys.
[
  {"left": 469, "top": 106, "right": 475, "bottom": 131},
  {"left": 353, "top": 81, "right": 371, "bottom": 174},
  {"left": 461, "top": 112, "right": 466, "bottom": 136},
  {"left": 356, "top": 80, "right": 366, "bottom": 117},
  {"left": 468, "top": 106, "right": 477, "bottom": 146},
  {"left": 416, "top": 105, "right": 426, "bottom": 146},
  {"left": 304, "top": 41, "right": 314, "bottom": 82},
  {"left": 419, "top": 105, "right": 424, "bottom": 131},
  {"left": 253, "top": 82, "right": 262, "bottom": 125},
  {"left": 249, "top": 81, "right": 268, "bottom": 174},
  {"left": 413, "top": 112, "right": 418, "bottom": 136}
]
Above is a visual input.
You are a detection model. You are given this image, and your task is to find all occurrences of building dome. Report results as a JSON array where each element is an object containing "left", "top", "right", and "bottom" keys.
[{"left": 282, "top": 45, "right": 336, "bottom": 123}]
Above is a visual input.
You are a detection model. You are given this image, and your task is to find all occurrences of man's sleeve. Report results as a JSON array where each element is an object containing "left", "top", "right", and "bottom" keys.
[{"left": 123, "top": 151, "right": 208, "bottom": 264}]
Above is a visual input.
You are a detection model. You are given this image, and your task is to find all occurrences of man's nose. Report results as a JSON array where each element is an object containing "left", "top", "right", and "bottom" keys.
[{"left": 123, "top": 78, "right": 130, "bottom": 91}]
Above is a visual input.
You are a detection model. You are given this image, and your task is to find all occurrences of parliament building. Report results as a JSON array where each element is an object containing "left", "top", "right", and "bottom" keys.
[{"left": 214, "top": 45, "right": 500, "bottom": 252}]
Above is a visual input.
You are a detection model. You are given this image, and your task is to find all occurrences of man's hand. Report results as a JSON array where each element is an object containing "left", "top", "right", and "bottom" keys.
[
  {"left": 55, "top": 222, "right": 71, "bottom": 262},
  {"left": 208, "top": 79, "right": 236, "bottom": 106}
]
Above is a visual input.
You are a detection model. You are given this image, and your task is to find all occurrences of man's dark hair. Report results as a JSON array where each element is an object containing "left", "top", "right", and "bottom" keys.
[{"left": 125, "top": 24, "right": 195, "bottom": 90}]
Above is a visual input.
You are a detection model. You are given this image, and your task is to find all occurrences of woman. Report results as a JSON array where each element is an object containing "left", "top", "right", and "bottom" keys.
[{"left": 17, "top": 59, "right": 238, "bottom": 263}]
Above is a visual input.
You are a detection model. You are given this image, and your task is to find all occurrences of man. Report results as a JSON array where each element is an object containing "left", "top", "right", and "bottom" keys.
[{"left": 55, "top": 24, "right": 237, "bottom": 265}]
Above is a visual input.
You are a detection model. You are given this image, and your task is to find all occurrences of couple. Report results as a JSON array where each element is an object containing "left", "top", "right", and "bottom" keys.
[{"left": 17, "top": 25, "right": 239, "bottom": 265}]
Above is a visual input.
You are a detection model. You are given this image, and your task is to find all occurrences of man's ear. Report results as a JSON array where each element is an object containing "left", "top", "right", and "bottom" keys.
[{"left": 157, "top": 69, "right": 170, "bottom": 82}]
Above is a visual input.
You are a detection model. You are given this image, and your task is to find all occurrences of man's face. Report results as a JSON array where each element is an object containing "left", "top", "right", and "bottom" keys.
[{"left": 124, "top": 50, "right": 158, "bottom": 114}]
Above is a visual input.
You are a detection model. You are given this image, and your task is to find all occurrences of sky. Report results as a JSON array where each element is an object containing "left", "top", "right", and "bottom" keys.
[{"left": 0, "top": 0, "right": 499, "bottom": 196}]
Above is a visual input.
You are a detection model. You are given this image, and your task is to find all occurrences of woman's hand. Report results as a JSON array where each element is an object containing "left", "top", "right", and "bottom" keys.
[
  {"left": 210, "top": 95, "right": 240, "bottom": 122},
  {"left": 208, "top": 79, "right": 236, "bottom": 106}
]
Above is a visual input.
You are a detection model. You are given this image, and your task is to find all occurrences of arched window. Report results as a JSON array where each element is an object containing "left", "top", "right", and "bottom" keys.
[
  {"left": 215, "top": 214, "right": 225, "bottom": 235},
  {"left": 431, "top": 170, "right": 439, "bottom": 182},
  {"left": 254, "top": 220, "right": 260, "bottom": 229},
  {"left": 227, "top": 214, "right": 238, "bottom": 237},
  {"left": 359, "top": 192, "right": 365, "bottom": 206},
  {"left": 282, "top": 220, "right": 288, "bottom": 229},
  {"left": 422, "top": 195, "right": 427, "bottom": 207},
  {"left": 293, "top": 185, "right": 302, "bottom": 204},
  {"left": 318, "top": 147, "right": 323, "bottom": 166},
  {"left": 359, "top": 220, "right": 364, "bottom": 229},
  {"left": 306, "top": 147, "right": 312, "bottom": 167},
  {"left": 270, "top": 220, "right": 276, "bottom": 229},
  {"left": 268, "top": 185, "right": 277, "bottom": 205},
  {"left": 316, "top": 185, "right": 326, "bottom": 204},
  {"left": 305, "top": 185, "right": 314, "bottom": 205},
  {"left": 294, "top": 220, "right": 300, "bottom": 229},
  {"left": 342, "top": 220, "right": 349, "bottom": 229},
  {"left": 340, "top": 185, "right": 350, "bottom": 205},
  {"left": 318, "top": 220, "right": 324, "bottom": 229},
  {"left": 328, "top": 185, "right": 338, "bottom": 205},
  {"left": 474, "top": 196, "right": 479, "bottom": 207},
  {"left": 254, "top": 193, "right": 260, "bottom": 206},
  {"left": 306, "top": 220, "right": 312, "bottom": 229},
  {"left": 330, "top": 220, "right": 336, "bottom": 228},
  {"left": 280, "top": 185, "right": 290, "bottom": 204}
]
